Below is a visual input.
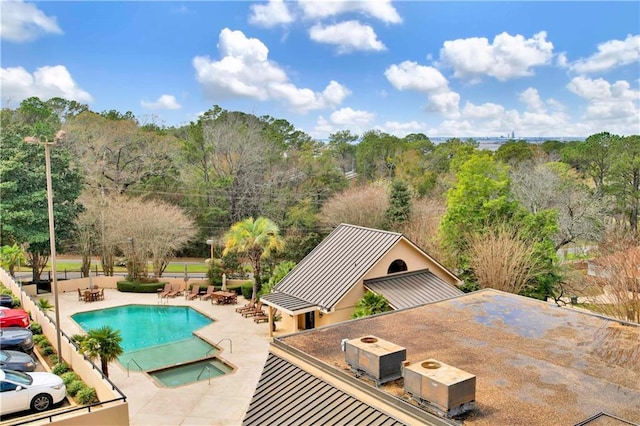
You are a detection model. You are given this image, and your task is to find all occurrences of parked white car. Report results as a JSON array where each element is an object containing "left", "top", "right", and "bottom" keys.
[{"left": 0, "top": 369, "right": 66, "bottom": 415}]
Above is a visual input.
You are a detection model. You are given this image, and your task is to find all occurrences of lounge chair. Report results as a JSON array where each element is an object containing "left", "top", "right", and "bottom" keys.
[
  {"left": 167, "top": 283, "right": 182, "bottom": 298},
  {"left": 186, "top": 285, "right": 200, "bottom": 300},
  {"left": 254, "top": 309, "right": 275, "bottom": 324},
  {"left": 242, "top": 302, "right": 264, "bottom": 318},
  {"left": 235, "top": 299, "right": 255, "bottom": 313},
  {"left": 159, "top": 283, "right": 172, "bottom": 298},
  {"left": 200, "top": 286, "right": 215, "bottom": 301}
]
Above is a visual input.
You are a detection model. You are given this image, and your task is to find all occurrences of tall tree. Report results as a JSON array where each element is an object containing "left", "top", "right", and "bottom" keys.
[
  {"left": 0, "top": 100, "right": 83, "bottom": 282},
  {"left": 608, "top": 135, "right": 640, "bottom": 234},
  {"left": 223, "top": 217, "right": 284, "bottom": 300},
  {"left": 384, "top": 179, "right": 412, "bottom": 230}
]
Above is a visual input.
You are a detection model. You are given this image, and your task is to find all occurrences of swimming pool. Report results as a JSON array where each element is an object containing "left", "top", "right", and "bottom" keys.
[
  {"left": 72, "top": 304, "right": 213, "bottom": 352},
  {"left": 71, "top": 304, "right": 231, "bottom": 383}
]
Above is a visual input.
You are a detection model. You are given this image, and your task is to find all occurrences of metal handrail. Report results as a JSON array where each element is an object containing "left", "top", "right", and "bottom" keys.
[
  {"left": 216, "top": 338, "right": 232, "bottom": 354},
  {"left": 196, "top": 365, "right": 212, "bottom": 384},
  {"left": 127, "top": 358, "right": 143, "bottom": 377}
]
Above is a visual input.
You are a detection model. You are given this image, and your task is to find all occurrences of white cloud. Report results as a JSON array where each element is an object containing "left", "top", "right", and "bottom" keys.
[
  {"left": 0, "top": 0, "right": 62, "bottom": 42},
  {"left": 141, "top": 94, "right": 182, "bottom": 110},
  {"left": 440, "top": 31, "right": 554, "bottom": 81},
  {"left": 567, "top": 76, "right": 640, "bottom": 131},
  {"left": 298, "top": 0, "right": 402, "bottom": 24},
  {"left": 309, "top": 21, "right": 386, "bottom": 53},
  {"left": 571, "top": 34, "right": 640, "bottom": 74},
  {"left": 385, "top": 61, "right": 448, "bottom": 92},
  {"left": 462, "top": 102, "right": 505, "bottom": 119},
  {"left": 376, "top": 120, "right": 428, "bottom": 137},
  {"left": 313, "top": 107, "right": 375, "bottom": 137},
  {"left": 1, "top": 65, "right": 92, "bottom": 103},
  {"left": 249, "top": 0, "right": 294, "bottom": 28},
  {"left": 519, "top": 87, "right": 545, "bottom": 112},
  {"left": 193, "top": 28, "right": 349, "bottom": 112},
  {"left": 385, "top": 60, "right": 460, "bottom": 116}
]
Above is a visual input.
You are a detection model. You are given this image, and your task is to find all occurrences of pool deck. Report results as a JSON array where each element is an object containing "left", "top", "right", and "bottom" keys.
[{"left": 44, "top": 288, "right": 276, "bottom": 425}]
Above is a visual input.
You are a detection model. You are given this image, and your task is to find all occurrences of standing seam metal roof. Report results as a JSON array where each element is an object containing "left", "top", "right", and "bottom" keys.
[
  {"left": 274, "top": 224, "right": 402, "bottom": 310},
  {"left": 242, "top": 353, "right": 406, "bottom": 426},
  {"left": 364, "top": 269, "right": 464, "bottom": 310}
]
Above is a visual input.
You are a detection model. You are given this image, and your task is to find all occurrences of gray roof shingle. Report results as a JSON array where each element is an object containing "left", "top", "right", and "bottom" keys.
[
  {"left": 274, "top": 224, "right": 403, "bottom": 310},
  {"left": 364, "top": 269, "right": 463, "bottom": 310}
]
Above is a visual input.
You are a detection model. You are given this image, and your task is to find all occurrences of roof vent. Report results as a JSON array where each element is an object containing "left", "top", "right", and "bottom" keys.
[
  {"left": 344, "top": 335, "right": 406, "bottom": 385},
  {"left": 403, "top": 358, "right": 476, "bottom": 417}
]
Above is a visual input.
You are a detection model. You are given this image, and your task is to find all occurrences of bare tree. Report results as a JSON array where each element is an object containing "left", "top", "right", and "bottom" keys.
[
  {"left": 399, "top": 196, "right": 448, "bottom": 265},
  {"left": 467, "top": 225, "right": 542, "bottom": 294},
  {"left": 586, "top": 232, "right": 640, "bottom": 323},
  {"left": 511, "top": 159, "right": 605, "bottom": 250},
  {"left": 319, "top": 182, "right": 389, "bottom": 229}
]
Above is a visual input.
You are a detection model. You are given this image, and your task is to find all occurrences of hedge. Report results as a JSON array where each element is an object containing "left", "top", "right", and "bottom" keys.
[{"left": 116, "top": 281, "right": 167, "bottom": 293}]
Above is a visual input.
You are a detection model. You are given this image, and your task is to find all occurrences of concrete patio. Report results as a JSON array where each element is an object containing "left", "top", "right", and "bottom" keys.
[{"left": 38, "top": 288, "right": 275, "bottom": 425}]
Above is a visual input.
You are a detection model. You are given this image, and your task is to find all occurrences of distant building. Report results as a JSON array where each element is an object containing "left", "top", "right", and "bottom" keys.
[{"left": 511, "top": 130, "right": 515, "bottom": 139}]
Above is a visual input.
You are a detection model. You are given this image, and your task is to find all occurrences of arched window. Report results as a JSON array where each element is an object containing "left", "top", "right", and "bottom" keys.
[{"left": 387, "top": 259, "right": 408, "bottom": 274}]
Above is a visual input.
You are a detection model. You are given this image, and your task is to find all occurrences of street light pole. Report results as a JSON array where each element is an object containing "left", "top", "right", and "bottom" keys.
[{"left": 24, "top": 130, "right": 65, "bottom": 360}]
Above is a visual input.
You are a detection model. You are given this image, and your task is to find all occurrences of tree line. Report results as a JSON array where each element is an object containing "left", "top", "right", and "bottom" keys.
[{"left": 1, "top": 97, "right": 638, "bottom": 313}]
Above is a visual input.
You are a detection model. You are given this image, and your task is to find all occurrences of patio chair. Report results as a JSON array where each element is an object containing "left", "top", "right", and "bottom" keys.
[
  {"left": 77, "top": 288, "right": 85, "bottom": 302},
  {"left": 167, "top": 283, "right": 182, "bottom": 298},
  {"left": 254, "top": 309, "right": 275, "bottom": 324},
  {"left": 159, "top": 283, "right": 172, "bottom": 298},
  {"left": 200, "top": 286, "right": 215, "bottom": 301},
  {"left": 186, "top": 285, "right": 200, "bottom": 300},
  {"left": 99, "top": 288, "right": 105, "bottom": 301},
  {"left": 235, "top": 299, "right": 255, "bottom": 313},
  {"left": 242, "top": 302, "right": 264, "bottom": 318}
]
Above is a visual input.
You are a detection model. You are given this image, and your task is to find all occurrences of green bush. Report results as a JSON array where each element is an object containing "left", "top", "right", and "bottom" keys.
[
  {"left": 38, "top": 339, "right": 52, "bottom": 349},
  {"left": 61, "top": 372, "right": 79, "bottom": 386},
  {"left": 76, "top": 386, "right": 98, "bottom": 405},
  {"left": 52, "top": 362, "right": 70, "bottom": 375},
  {"left": 116, "top": 281, "right": 166, "bottom": 293},
  {"left": 42, "top": 346, "right": 55, "bottom": 356},
  {"left": 67, "top": 380, "right": 85, "bottom": 397},
  {"left": 33, "top": 334, "right": 47, "bottom": 345},
  {"left": 48, "top": 354, "right": 59, "bottom": 365},
  {"left": 30, "top": 322, "right": 42, "bottom": 335},
  {"left": 240, "top": 282, "right": 253, "bottom": 299}
]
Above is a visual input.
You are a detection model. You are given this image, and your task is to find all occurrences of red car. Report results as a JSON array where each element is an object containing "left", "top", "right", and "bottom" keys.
[{"left": 0, "top": 308, "right": 30, "bottom": 329}]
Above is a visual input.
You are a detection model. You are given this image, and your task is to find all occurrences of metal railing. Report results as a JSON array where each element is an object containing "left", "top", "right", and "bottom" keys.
[
  {"left": 196, "top": 365, "right": 212, "bottom": 385},
  {"left": 127, "top": 358, "right": 144, "bottom": 377}
]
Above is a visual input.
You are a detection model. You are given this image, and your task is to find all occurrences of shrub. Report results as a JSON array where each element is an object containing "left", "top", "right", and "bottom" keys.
[
  {"left": 116, "top": 281, "right": 166, "bottom": 293},
  {"left": 67, "top": 380, "right": 85, "bottom": 397},
  {"left": 30, "top": 322, "right": 42, "bottom": 335},
  {"left": 61, "top": 371, "right": 80, "bottom": 386},
  {"left": 240, "top": 282, "right": 253, "bottom": 299},
  {"left": 33, "top": 334, "right": 47, "bottom": 345},
  {"left": 76, "top": 386, "right": 98, "bottom": 405},
  {"left": 48, "top": 354, "right": 59, "bottom": 365},
  {"left": 52, "top": 362, "right": 70, "bottom": 375},
  {"left": 42, "top": 346, "right": 55, "bottom": 356}
]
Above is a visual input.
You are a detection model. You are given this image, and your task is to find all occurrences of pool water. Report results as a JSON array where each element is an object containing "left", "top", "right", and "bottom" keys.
[
  {"left": 149, "top": 359, "right": 234, "bottom": 387},
  {"left": 72, "top": 304, "right": 233, "bottom": 386},
  {"left": 72, "top": 304, "right": 213, "bottom": 351}
]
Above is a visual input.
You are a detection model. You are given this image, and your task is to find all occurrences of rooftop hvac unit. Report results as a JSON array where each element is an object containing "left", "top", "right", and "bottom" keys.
[
  {"left": 344, "top": 336, "right": 406, "bottom": 385},
  {"left": 403, "top": 359, "right": 476, "bottom": 417}
]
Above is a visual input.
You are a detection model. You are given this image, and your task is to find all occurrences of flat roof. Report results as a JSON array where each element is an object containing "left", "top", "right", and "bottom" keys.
[{"left": 277, "top": 290, "right": 640, "bottom": 425}]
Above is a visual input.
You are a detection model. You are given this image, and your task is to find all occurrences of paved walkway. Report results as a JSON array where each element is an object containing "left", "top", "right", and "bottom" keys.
[{"left": 40, "top": 288, "right": 275, "bottom": 425}]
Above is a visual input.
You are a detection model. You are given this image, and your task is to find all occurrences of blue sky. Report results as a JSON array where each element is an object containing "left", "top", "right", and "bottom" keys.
[{"left": 1, "top": 1, "right": 639, "bottom": 139}]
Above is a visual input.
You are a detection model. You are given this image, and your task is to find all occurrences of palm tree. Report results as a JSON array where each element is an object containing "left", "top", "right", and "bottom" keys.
[
  {"left": 0, "top": 243, "right": 25, "bottom": 277},
  {"left": 223, "top": 217, "right": 284, "bottom": 300},
  {"left": 75, "top": 326, "right": 123, "bottom": 378},
  {"left": 352, "top": 291, "right": 391, "bottom": 318}
]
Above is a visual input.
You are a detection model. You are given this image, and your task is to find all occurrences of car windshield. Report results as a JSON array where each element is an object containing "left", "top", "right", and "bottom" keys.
[
  {"left": 0, "top": 351, "right": 7, "bottom": 361},
  {"left": 4, "top": 369, "right": 32, "bottom": 385}
]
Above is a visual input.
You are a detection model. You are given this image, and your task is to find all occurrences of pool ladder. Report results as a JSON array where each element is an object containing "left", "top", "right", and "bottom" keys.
[
  {"left": 127, "top": 358, "right": 143, "bottom": 377},
  {"left": 197, "top": 365, "right": 212, "bottom": 385},
  {"left": 208, "top": 338, "right": 232, "bottom": 354}
]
